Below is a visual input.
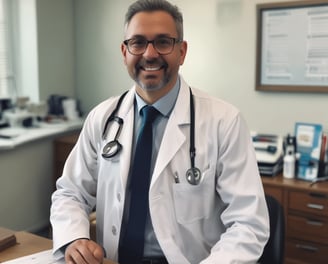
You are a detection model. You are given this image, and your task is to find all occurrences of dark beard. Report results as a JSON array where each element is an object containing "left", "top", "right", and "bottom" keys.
[{"left": 134, "top": 59, "right": 170, "bottom": 91}]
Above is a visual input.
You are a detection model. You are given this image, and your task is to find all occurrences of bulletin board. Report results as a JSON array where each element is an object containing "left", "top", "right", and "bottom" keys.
[{"left": 255, "top": 0, "right": 328, "bottom": 92}]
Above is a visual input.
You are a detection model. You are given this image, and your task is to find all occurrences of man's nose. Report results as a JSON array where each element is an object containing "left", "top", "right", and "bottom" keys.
[{"left": 143, "top": 42, "right": 160, "bottom": 58}]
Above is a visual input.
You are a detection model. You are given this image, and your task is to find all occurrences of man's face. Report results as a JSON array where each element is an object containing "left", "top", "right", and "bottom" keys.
[{"left": 122, "top": 11, "right": 187, "bottom": 97}]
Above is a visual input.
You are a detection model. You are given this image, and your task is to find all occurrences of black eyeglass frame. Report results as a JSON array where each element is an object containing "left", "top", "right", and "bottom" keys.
[{"left": 123, "top": 36, "right": 183, "bottom": 55}]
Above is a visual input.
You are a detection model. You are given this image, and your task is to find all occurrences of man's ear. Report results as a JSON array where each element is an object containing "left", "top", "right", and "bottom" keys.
[
  {"left": 121, "top": 43, "right": 128, "bottom": 65},
  {"left": 179, "top": 40, "right": 188, "bottom": 65}
]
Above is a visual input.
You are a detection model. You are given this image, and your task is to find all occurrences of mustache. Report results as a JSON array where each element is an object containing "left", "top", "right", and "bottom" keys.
[{"left": 136, "top": 59, "right": 168, "bottom": 70}]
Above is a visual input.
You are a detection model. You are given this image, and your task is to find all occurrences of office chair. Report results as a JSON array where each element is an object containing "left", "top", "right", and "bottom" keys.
[{"left": 258, "top": 195, "right": 285, "bottom": 264}]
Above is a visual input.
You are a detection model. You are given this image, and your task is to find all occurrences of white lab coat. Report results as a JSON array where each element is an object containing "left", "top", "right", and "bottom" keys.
[{"left": 51, "top": 77, "right": 269, "bottom": 264}]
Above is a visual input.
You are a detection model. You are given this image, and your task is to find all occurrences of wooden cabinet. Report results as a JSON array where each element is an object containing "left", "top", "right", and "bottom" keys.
[
  {"left": 53, "top": 132, "right": 80, "bottom": 188},
  {"left": 262, "top": 175, "right": 328, "bottom": 264}
]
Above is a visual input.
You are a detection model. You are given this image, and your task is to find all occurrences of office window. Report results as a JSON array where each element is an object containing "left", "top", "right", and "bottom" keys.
[
  {"left": 0, "top": 0, "right": 12, "bottom": 99},
  {"left": 0, "top": 0, "right": 39, "bottom": 103}
]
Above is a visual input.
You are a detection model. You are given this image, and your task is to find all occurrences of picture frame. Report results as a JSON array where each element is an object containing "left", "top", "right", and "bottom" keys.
[{"left": 255, "top": 0, "right": 328, "bottom": 92}]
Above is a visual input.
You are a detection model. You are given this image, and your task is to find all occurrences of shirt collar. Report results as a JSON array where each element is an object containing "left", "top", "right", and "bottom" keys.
[{"left": 135, "top": 77, "right": 180, "bottom": 117}]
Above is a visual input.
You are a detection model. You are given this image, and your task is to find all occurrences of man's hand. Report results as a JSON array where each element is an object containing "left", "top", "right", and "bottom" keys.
[{"left": 65, "top": 239, "right": 104, "bottom": 264}]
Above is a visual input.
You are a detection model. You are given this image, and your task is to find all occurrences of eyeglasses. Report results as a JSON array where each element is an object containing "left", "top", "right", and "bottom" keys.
[{"left": 123, "top": 36, "right": 182, "bottom": 55}]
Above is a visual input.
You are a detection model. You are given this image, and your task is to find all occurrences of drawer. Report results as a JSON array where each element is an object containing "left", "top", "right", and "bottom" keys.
[
  {"left": 286, "top": 239, "right": 328, "bottom": 264},
  {"left": 287, "top": 214, "right": 328, "bottom": 243},
  {"left": 288, "top": 190, "right": 328, "bottom": 217}
]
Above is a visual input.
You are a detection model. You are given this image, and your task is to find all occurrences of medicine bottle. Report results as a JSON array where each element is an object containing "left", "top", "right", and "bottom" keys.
[{"left": 283, "top": 151, "right": 295, "bottom": 179}]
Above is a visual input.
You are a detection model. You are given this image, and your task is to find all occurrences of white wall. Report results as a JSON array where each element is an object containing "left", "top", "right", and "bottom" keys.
[
  {"left": 74, "top": 0, "right": 328, "bottom": 136},
  {"left": 0, "top": 139, "right": 54, "bottom": 231},
  {"left": 36, "top": 0, "right": 75, "bottom": 101}
]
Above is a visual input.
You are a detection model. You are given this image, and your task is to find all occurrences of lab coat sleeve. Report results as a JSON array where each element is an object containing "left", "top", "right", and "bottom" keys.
[
  {"left": 200, "top": 112, "right": 270, "bottom": 264},
  {"left": 50, "top": 106, "right": 103, "bottom": 260}
]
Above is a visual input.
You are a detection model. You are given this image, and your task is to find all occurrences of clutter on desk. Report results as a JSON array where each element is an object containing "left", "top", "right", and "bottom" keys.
[
  {"left": 0, "top": 98, "right": 12, "bottom": 128},
  {"left": 251, "top": 132, "right": 284, "bottom": 176},
  {"left": 47, "top": 95, "right": 81, "bottom": 121},
  {"left": 253, "top": 122, "right": 328, "bottom": 182},
  {"left": 0, "top": 95, "right": 82, "bottom": 131},
  {"left": 282, "top": 134, "right": 297, "bottom": 179},
  {"left": 294, "top": 122, "right": 328, "bottom": 181}
]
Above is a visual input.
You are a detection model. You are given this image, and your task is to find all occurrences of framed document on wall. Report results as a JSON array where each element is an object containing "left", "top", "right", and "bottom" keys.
[{"left": 256, "top": 0, "right": 328, "bottom": 92}]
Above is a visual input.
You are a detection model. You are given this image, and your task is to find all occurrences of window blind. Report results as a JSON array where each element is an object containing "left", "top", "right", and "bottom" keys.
[{"left": 0, "top": 0, "right": 10, "bottom": 98}]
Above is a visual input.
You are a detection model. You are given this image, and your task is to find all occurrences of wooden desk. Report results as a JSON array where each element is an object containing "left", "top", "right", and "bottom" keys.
[
  {"left": 262, "top": 174, "right": 328, "bottom": 264},
  {"left": 0, "top": 230, "right": 115, "bottom": 264},
  {"left": 0, "top": 231, "right": 52, "bottom": 262}
]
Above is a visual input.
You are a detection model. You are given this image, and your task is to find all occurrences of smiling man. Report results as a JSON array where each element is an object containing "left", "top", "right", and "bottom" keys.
[
  {"left": 122, "top": 9, "right": 187, "bottom": 104},
  {"left": 50, "top": 1, "right": 269, "bottom": 264}
]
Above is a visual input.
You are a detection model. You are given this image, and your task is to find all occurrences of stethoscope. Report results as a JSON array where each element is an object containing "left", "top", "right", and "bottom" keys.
[{"left": 101, "top": 88, "right": 202, "bottom": 185}]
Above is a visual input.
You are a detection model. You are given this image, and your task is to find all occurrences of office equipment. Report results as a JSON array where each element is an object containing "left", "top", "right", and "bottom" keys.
[
  {"left": 0, "top": 99, "right": 11, "bottom": 128},
  {"left": 258, "top": 195, "right": 285, "bottom": 264},
  {"left": 295, "top": 122, "right": 323, "bottom": 181},
  {"left": 2, "top": 110, "right": 35, "bottom": 128},
  {"left": 252, "top": 133, "right": 283, "bottom": 176}
]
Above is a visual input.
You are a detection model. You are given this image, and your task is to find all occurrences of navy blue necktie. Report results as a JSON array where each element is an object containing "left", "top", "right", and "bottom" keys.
[{"left": 119, "top": 105, "right": 159, "bottom": 264}]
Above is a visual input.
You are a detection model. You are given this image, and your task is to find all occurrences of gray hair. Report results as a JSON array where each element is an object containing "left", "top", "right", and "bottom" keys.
[{"left": 124, "top": 0, "right": 184, "bottom": 40}]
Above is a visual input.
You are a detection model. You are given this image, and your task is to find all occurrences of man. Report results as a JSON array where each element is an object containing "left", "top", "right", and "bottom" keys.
[{"left": 50, "top": 0, "right": 269, "bottom": 263}]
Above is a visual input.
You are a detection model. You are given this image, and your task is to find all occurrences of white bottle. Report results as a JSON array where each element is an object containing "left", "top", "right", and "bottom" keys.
[{"left": 283, "top": 151, "right": 295, "bottom": 179}]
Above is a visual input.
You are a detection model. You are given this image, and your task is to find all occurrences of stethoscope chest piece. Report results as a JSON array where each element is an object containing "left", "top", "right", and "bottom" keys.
[
  {"left": 102, "top": 140, "right": 122, "bottom": 159},
  {"left": 186, "top": 167, "right": 202, "bottom": 185}
]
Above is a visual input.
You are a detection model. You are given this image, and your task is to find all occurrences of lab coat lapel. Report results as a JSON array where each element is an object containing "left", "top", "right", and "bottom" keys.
[{"left": 152, "top": 81, "right": 190, "bottom": 183}]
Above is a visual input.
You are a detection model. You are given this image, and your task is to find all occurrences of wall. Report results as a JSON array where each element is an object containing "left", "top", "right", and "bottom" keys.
[
  {"left": 74, "top": 0, "right": 328, "bottom": 136},
  {"left": 0, "top": 139, "right": 54, "bottom": 231},
  {"left": 36, "top": 0, "right": 75, "bottom": 101},
  {"left": 0, "top": 130, "right": 80, "bottom": 232}
]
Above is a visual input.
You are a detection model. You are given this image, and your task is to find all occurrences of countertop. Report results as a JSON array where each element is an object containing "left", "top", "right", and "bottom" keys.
[{"left": 0, "top": 119, "right": 83, "bottom": 150}]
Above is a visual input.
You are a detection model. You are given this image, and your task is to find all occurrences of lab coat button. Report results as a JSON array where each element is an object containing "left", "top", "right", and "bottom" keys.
[
  {"left": 112, "top": 226, "right": 117, "bottom": 235},
  {"left": 117, "top": 193, "right": 121, "bottom": 202}
]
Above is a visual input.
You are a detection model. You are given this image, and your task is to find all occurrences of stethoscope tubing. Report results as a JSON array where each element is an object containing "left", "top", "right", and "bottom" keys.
[
  {"left": 102, "top": 88, "right": 202, "bottom": 185},
  {"left": 102, "top": 90, "right": 129, "bottom": 139}
]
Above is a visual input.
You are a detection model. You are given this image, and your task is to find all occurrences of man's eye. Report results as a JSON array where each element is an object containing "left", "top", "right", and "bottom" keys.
[
  {"left": 130, "top": 39, "right": 146, "bottom": 46},
  {"left": 156, "top": 38, "right": 171, "bottom": 46}
]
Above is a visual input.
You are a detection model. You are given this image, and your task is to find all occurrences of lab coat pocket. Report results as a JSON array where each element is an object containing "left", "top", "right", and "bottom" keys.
[{"left": 172, "top": 165, "right": 214, "bottom": 225}]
